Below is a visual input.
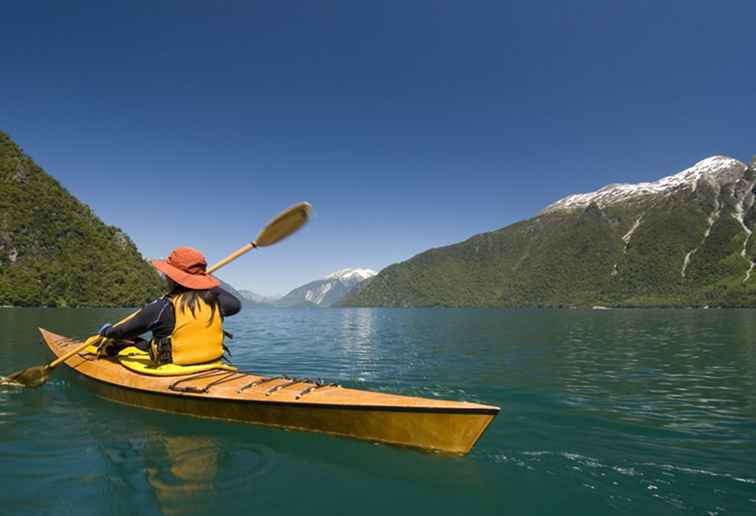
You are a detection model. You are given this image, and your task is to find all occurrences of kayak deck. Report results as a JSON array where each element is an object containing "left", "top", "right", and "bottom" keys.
[{"left": 39, "top": 328, "right": 499, "bottom": 454}]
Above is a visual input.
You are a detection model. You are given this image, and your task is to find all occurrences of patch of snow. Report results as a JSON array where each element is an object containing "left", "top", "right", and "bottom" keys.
[
  {"left": 325, "top": 268, "right": 377, "bottom": 281},
  {"left": 612, "top": 215, "right": 645, "bottom": 276},
  {"left": 681, "top": 250, "right": 696, "bottom": 278},
  {"left": 543, "top": 156, "right": 747, "bottom": 213},
  {"left": 622, "top": 215, "right": 644, "bottom": 254},
  {"left": 682, "top": 187, "right": 723, "bottom": 278},
  {"left": 732, "top": 190, "right": 756, "bottom": 283},
  {"left": 744, "top": 262, "right": 754, "bottom": 284},
  {"left": 304, "top": 282, "right": 333, "bottom": 304}
]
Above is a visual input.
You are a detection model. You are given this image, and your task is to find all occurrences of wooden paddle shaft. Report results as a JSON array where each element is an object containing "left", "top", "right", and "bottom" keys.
[
  {"left": 49, "top": 338, "right": 97, "bottom": 369},
  {"left": 48, "top": 310, "right": 140, "bottom": 369},
  {"left": 207, "top": 242, "right": 256, "bottom": 274}
]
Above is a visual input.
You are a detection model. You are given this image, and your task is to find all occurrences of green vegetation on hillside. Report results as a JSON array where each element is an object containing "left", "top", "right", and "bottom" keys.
[
  {"left": 0, "top": 131, "right": 162, "bottom": 306},
  {"left": 344, "top": 157, "right": 756, "bottom": 308}
]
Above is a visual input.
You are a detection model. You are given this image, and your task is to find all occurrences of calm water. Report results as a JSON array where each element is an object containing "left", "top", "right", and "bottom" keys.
[{"left": 1, "top": 307, "right": 755, "bottom": 515}]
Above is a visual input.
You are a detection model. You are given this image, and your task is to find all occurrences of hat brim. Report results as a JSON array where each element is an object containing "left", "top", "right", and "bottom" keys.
[{"left": 151, "top": 260, "right": 221, "bottom": 290}]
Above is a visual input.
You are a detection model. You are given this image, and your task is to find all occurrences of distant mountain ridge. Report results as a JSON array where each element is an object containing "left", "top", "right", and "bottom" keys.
[
  {"left": 343, "top": 155, "right": 756, "bottom": 307},
  {"left": 0, "top": 131, "right": 162, "bottom": 306},
  {"left": 237, "top": 289, "right": 281, "bottom": 305},
  {"left": 276, "top": 268, "right": 376, "bottom": 307}
]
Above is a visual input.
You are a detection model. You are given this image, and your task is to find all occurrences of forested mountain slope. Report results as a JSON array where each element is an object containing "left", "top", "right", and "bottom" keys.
[
  {"left": 344, "top": 156, "right": 756, "bottom": 307},
  {"left": 0, "top": 131, "right": 162, "bottom": 306}
]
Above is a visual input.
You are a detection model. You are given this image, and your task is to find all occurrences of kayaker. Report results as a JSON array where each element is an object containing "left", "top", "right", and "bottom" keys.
[{"left": 97, "top": 246, "right": 241, "bottom": 365}]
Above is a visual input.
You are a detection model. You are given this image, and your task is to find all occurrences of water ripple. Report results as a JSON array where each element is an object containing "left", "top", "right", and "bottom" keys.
[{"left": 1, "top": 307, "right": 755, "bottom": 515}]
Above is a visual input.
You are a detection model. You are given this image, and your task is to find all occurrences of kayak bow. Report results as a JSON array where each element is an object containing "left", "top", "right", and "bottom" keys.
[{"left": 39, "top": 328, "right": 499, "bottom": 454}]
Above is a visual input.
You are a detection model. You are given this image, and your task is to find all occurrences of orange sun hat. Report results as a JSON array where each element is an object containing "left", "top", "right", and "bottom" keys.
[{"left": 151, "top": 247, "right": 221, "bottom": 290}]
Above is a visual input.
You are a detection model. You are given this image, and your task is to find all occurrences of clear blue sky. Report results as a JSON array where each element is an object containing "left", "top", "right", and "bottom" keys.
[{"left": 2, "top": 1, "right": 755, "bottom": 295}]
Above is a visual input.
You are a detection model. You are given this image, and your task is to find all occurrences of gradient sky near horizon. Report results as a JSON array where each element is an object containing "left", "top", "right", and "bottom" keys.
[{"left": 2, "top": 1, "right": 755, "bottom": 295}]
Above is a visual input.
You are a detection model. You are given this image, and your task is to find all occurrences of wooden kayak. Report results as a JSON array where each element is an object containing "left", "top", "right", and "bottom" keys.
[{"left": 39, "top": 329, "right": 499, "bottom": 454}]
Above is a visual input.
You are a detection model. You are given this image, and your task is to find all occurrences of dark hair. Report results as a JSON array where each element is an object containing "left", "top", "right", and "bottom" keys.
[{"left": 166, "top": 278, "right": 220, "bottom": 326}]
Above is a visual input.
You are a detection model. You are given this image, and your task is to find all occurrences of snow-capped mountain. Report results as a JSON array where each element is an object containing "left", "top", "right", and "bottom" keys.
[
  {"left": 325, "top": 268, "right": 376, "bottom": 285},
  {"left": 346, "top": 155, "right": 756, "bottom": 307},
  {"left": 543, "top": 157, "right": 748, "bottom": 213},
  {"left": 276, "top": 268, "right": 377, "bottom": 307}
]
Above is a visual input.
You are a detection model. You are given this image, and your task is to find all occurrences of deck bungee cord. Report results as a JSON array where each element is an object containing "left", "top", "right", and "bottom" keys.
[
  {"left": 62, "top": 335, "right": 345, "bottom": 400},
  {"left": 166, "top": 369, "right": 340, "bottom": 399},
  {"left": 169, "top": 370, "right": 341, "bottom": 399}
]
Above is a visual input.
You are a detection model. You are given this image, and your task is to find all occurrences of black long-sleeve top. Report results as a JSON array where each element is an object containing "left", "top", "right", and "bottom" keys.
[{"left": 103, "top": 288, "right": 242, "bottom": 341}]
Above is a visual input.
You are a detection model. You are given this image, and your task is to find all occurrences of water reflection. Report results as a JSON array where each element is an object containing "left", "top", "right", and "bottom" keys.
[
  {"left": 339, "top": 308, "right": 376, "bottom": 353},
  {"left": 339, "top": 308, "right": 377, "bottom": 382},
  {"left": 0, "top": 377, "right": 23, "bottom": 389},
  {"left": 146, "top": 436, "right": 220, "bottom": 515},
  {"left": 1, "top": 307, "right": 755, "bottom": 515},
  {"left": 134, "top": 419, "right": 491, "bottom": 515}
]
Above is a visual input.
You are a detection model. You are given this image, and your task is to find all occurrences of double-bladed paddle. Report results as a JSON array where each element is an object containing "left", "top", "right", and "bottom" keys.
[{"left": 4, "top": 202, "right": 311, "bottom": 388}]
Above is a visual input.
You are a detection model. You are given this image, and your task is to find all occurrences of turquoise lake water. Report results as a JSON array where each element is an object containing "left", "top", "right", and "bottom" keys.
[{"left": 1, "top": 307, "right": 755, "bottom": 515}]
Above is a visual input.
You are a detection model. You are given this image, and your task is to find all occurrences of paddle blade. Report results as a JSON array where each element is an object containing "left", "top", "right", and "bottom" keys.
[
  {"left": 5, "top": 365, "right": 51, "bottom": 388},
  {"left": 254, "top": 202, "right": 311, "bottom": 247}
]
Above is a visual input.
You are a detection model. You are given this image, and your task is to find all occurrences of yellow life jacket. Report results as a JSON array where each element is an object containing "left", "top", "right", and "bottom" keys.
[{"left": 166, "top": 293, "right": 224, "bottom": 365}]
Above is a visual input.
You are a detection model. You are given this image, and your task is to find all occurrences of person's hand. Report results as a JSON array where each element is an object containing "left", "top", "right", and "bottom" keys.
[{"left": 98, "top": 323, "right": 113, "bottom": 337}]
